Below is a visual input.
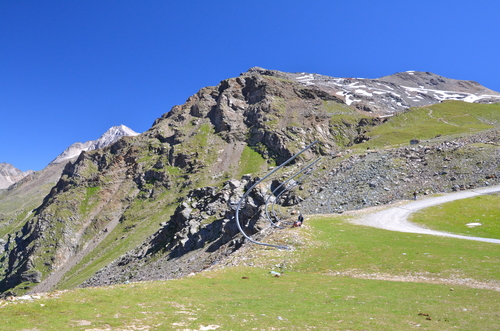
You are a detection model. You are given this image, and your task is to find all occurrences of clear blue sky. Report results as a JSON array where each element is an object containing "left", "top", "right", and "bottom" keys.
[{"left": 1, "top": 1, "right": 499, "bottom": 171}]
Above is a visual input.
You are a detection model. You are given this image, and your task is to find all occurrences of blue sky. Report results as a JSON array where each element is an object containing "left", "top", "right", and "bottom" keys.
[{"left": 1, "top": 1, "right": 499, "bottom": 171}]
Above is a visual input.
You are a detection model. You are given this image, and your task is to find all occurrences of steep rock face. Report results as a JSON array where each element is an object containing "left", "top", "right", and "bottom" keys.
[
  {"left": 151, "top": 71, "right": 372, "bottom": 165},
  {"left": 81, "top": 176, "right": 268, "bottom": 287}
]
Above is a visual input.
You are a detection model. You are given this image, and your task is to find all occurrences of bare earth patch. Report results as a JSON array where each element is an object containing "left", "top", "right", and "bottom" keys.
[{"left": 326, "top": 270, "right": 500, "bottom": 292}]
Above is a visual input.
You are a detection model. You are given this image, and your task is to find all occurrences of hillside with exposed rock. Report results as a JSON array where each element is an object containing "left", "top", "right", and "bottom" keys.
[
  {"left": 0, "top": 125, "right": 140, "bottom": 290},
  {"left": 0, "top": 125, "right": 140, "bottom": 220},
  {"left": 1, "top": 68, "right": 499, "bottom": 296},
  {"left": 50, "top": 125, "right": 139, "bottom": 165}
]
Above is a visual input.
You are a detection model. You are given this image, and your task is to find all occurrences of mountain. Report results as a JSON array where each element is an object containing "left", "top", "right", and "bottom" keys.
[
  {"left": 0, "top": 124, "right": 141, "bottom": 285},
  {"left": 247, "top": 68, "right": 500, "bottom": 115},
  {"left": 0, "top": 164, "right": 33, "bottom": 190},
  {"left": 0, "top": 125, "right": 139, "bottom": 192},
  {"left": 1, "top": 68, "right": 499, "bottom": 296},
  {"left": 378, "top": 71, "right": 499, "bottom": 94},
  {"left": 50, "top": 125, "right": 140, "bottom": 164}
]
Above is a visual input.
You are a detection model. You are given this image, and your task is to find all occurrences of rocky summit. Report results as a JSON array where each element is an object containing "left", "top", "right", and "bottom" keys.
[
  {"left": 248, "top": 67, "right": 500, "bottom": 115},
  {"left": 50, "top": 125, "right": 140, "bottom": 165},
  {"left": 0, "top": 163, "right": 34, "bottom": 190},
  {"left": 1, "top": 68, "right": 499, "bottom": 296}
]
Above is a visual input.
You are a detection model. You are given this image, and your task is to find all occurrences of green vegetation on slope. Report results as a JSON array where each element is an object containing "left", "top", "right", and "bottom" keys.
[
  {"left": 57, "top": 198, "right": 177, "bottom": 290},
  {"left": 2, "top": 211, "right": 499, "bottom": 330},
  {"left": 410, "top": 193, "right": 500, "bottom": 239},
  {"left": 357, "top": 101, "right": 500, "bottom": 149},
  {"left": 295, "top": 216, "right": 499, "bottom": 283},
  {"left": 238, "top": 145, "right": 270, "bottom": 177},
  {"left": 0, "top": 209, "right": 33, "bottom": 239}
]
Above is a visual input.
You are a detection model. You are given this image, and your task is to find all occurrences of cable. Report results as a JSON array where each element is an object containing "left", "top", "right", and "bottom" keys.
[{"left": 235, "top": 141, "right": 318, "bottom": 250}]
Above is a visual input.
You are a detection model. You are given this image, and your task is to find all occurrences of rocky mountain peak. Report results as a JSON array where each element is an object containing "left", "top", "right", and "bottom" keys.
[
  {"left": 50, "top": 125, "right": 140, "bottom": 164},
  {"left": 0, "top": 163, "right": 34, "bottom": 190},
  {"left": 377, "top": 71, "right": 499, "bottom": 95},
  {"left": 240, "top": 68, "right": 500, "bottom": 115}
]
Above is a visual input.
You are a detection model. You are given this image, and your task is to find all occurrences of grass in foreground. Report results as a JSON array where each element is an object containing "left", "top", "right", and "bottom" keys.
[
  {"left": 409, "top": 193, "right": 500, "bottom": 239},
  {"left": 1, "top": 215, "right": 499, "bottom": 330},
  {"left": 294, "top": 216, "right": 500, "bottom": 283}
]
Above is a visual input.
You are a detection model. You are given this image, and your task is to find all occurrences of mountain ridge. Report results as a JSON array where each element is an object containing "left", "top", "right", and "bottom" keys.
[
  {"left": 0, "top": 125, "right": 139, "bottom": 192},
  {"left": 0, "top": 164, "right": 34, "bottom": 190},
  {"left": 49, "top": 124, "right": 140, "bottom": 165},
  {"left": 245, "top": 67, "right": 500, "bottom": 115},
  {"left": 1, "top": 67, "right": 499, "bottom": 296}
]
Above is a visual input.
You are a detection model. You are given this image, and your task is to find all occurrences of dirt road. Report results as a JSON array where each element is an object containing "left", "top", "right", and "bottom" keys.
[{"left": 351, "top": 185, "right": 500, "bottom": 244}]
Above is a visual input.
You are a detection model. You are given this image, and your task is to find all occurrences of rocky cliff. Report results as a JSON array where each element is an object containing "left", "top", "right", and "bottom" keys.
[{"left": 1, "top": 68, "right": 499, "bottom": 296}]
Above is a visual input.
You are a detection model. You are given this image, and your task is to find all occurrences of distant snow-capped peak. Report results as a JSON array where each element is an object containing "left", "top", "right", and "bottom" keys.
[{"left": 50, "top": 125, "right": 140, "bottom": 164}]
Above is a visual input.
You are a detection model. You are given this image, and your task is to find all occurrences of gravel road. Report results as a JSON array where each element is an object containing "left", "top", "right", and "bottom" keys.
[{"left": 351, "top": 185, "right": 500, "bottom": 244}]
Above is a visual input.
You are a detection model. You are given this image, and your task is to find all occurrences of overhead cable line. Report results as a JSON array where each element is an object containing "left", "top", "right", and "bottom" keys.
[
  {"left": 265, "top": 157, "right": 322, "bottom": 228},
  {"left": 235, "top": 141, "right": 318, "bottom": 250}
]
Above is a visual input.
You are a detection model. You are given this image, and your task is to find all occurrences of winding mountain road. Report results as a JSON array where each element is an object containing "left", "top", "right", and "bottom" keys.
[{"left": 351, "top": 185, "right": 500, "bottom": 244}]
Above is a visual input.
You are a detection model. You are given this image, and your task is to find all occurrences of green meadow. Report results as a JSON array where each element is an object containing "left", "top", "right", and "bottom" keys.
[
  {"left": 410, "top": 193, "right": 500, "bottom": 239},
  {"left": 356, "top": 101, "right": 500, "bottom": 149},
  {"left": 1, "top": 211, "right": 499, "bottom": 330},
  {"left": 2, "top": 101, "right": 500, "bottom": 330}
]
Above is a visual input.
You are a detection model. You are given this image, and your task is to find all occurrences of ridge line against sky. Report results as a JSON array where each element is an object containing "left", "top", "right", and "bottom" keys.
[{"left": 1, "top": 0, "right": 499, "bottom": 171}]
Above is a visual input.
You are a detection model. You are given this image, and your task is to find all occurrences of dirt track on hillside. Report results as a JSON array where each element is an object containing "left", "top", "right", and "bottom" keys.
[{"left": 350, "top": 185, "right": 500, "bottom": 244}]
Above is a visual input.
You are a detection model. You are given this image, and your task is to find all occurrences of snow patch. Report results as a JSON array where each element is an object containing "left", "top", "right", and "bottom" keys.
[
  {"left": 296, "top": 74, "right": 315, "bottom": 85},
  {"left": 344, "top": 94, "right": 361, "bottom": 106},
  {"left": 355, "top": 89, "right": 373, "bottom": 97}
]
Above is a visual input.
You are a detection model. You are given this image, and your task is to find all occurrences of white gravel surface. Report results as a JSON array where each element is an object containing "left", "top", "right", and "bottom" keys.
[{"left": 351, "top": 185, "right": 500, "bottom": 244}]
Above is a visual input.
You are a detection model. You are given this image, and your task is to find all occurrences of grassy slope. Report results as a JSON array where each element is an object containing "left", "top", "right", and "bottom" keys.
[
  {"left": 0, "top": 181, "right": 55, "bottom": 239},
  {"left": 410, "top": 193, "right": 500, "bottom": 239},
  {"left": 356, "top": 101, "right": 500, "bottom": 149},
  {"left": 56, "top": 144, "right": 270, "bottom": 290},
  {"left": 2, "top": 209, "right": 499, "bottom": 330}
]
